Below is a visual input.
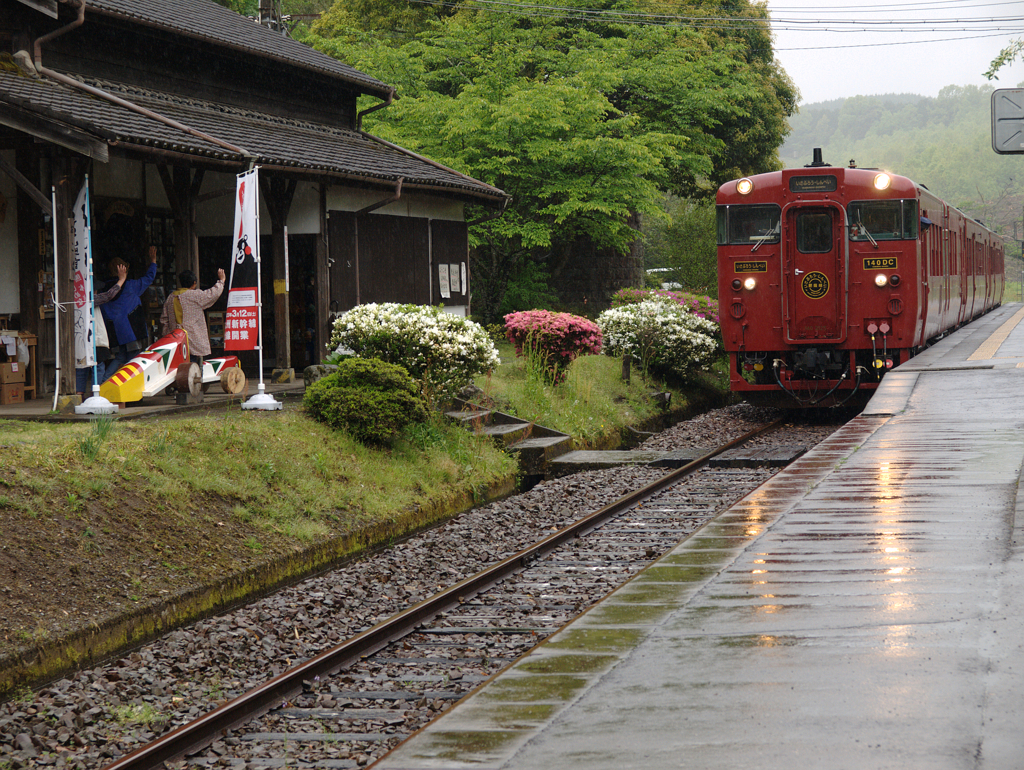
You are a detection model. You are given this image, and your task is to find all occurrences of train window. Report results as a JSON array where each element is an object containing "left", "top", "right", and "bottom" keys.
[
  {"left": 796, "top": 212, "right": 832, "bottom": 253},
  {"left": 717, "top": 205, "right": 781, "bottom": 246},
  {"left": 848, "top": 200, "right": 919, "bottom": 240}
]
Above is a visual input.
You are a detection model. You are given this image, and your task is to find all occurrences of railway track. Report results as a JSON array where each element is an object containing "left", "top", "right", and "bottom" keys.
[{"left": 102, "top": 419, "right": 793, "bottom": 769}]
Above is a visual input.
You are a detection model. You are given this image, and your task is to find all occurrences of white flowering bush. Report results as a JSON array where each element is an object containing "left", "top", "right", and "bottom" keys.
[
  {"left": 328, "top": 303, "right": 500, "bottom": 405},
  {"left": 597, "top": 298, "right": 720, "bottom": 381}
]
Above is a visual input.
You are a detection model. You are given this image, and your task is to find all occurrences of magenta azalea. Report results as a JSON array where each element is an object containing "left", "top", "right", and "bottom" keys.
[{"left": 504, "top": 310, "right": 602, "bottom": 384}]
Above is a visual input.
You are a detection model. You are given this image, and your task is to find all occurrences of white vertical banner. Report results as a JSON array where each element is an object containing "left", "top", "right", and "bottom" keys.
[
  {"left": 72, "top": 177, "right": 94, "bottom": 368},
  {"left": 225, "top": 167, "right": 260, "bottom": 353}
]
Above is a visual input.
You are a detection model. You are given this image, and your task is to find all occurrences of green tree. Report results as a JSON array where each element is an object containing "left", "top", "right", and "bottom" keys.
[
  {"left": 986, "top": 40, "right": 1024, "bottom": 81},
  {"left": 642, "top": 196, "right": 718, "bottom": 298},
  {"left": 308, "top": 0, "right": 795, "bottom": 320},
  {"left": 211, "top": 0, "right": 258, "bottom": 14}
]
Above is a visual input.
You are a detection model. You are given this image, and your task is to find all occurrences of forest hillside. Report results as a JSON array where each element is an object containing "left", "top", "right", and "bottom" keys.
[{"left": 780, "top": 85, "right": 1024, "bottom": 270}]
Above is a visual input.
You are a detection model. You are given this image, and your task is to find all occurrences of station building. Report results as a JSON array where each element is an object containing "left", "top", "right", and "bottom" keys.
[{"left": 0, "top": 0, "right": 507, "bottom": 406}]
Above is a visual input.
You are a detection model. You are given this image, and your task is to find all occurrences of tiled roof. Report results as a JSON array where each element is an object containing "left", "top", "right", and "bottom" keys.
[
  {"left": 84, "top": 0, "right": 392, "bottom": 98},
  {"left": 0, "top": 69, "right": 506, "bottom": 202}
]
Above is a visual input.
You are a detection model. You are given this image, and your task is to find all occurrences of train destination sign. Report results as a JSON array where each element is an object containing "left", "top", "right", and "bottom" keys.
[
  {"left": 863, "top": 257, "right": 897, "bottom": 269},
  {"left": 789, "top": 175, "right": 837, "bottom": 193},
  {"left": 734, "top": 261, "right": 767, "bottom": 272}
]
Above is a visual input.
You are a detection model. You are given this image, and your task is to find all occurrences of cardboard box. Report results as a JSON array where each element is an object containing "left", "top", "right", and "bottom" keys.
[
  {"left": 0, "top": 362, "right": 25, "bottom": 384},
  {"left": 1, "top": 382, "right": 24, "bottom": 405}
]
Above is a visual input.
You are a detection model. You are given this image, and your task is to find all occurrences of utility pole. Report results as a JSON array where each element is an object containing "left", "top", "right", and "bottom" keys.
[{"left": 258, "top": 0, "right": 288, "bottom": 35}]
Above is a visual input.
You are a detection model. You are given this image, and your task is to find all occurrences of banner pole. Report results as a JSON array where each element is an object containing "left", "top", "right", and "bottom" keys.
[
  {"left": 240, "top": 167, "right": 281, "bottom": 410},
  {"left": 76, "top": 175, "right": 118, "bottom": 415},
  {"left": 51, "top": 186, "right": 59, "bottom": 413}
]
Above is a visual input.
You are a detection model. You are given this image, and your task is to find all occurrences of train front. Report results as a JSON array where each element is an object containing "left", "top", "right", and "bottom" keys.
[{"left": 717, "top": 154, "right": 919, "bottom": 408}]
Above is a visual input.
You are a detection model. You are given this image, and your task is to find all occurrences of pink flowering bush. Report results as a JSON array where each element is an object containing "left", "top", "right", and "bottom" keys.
[
  {"left": 504, "top": 310, "right": 603, "bottom": 384},
  {"left": 610, "top": 287, "right": 720, "bottom": 325}
]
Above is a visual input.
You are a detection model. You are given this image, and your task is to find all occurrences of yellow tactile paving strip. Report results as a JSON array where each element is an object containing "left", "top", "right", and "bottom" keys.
[{"left": 967, "top": 304, "right": 1024, "bottom": 360}]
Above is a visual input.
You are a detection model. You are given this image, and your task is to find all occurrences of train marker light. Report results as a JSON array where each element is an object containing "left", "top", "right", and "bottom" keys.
[
  {"left": 889, "top": 274, "right": 901, "bottom": 287},
  {"left": 732, "top": 279, "right": 742, "bottom": 291},
  {"left": 874, "top": 273, "right": 888, "bottom": 287},
  {"left": 736, "top": 178, "right": 754, "bottom": 195},
  {"left": 873, "top": 173, "right": 891, "bottom": 191},
  {"left": 743, "top": 277, "right": 757, "bottom": 290}
]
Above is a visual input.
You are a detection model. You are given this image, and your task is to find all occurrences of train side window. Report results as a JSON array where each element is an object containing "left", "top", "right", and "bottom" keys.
[
  {"left": 718, "top": 205, "right": 781, "bottom": 246},
  {"left": 902, "top": 200, "right": 919, "bottom": 239},
  {"left": 796, "top": 212, "right": 832, "bottom": 253}
]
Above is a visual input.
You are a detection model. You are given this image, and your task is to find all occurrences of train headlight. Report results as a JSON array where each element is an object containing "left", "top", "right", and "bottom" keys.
[
  {"left": 743, "top": 277, "right": 757, "bottom": 290},
  {"left": 874, "top": 273, "right": 888, "bottom": 287},
  {"left": 736, "top": 178, "right": 754, "bottom": 195},
  {"left": 873, "top": 173, "right": 891, "bottom": 191}
]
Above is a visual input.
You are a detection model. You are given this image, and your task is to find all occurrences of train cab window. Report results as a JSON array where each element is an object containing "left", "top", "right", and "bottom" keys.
[
  {"left": 717, "top": 204, "right": 781, "bottom": 246},
  {"left": 848, "top": 200, "right": 918, "bottom": 240},
  {"left": 796, "top": 212, "right": 832, "bottom": 253}
]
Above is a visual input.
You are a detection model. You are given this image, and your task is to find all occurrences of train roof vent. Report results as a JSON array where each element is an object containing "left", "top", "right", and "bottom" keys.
[{"left": 805, "top": 148, "right": 830, "bottom": 167}]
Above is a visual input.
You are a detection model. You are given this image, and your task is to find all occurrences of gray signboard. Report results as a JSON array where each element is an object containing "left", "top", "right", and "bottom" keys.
[{"left": 992, "top": 88, "right": 1024, "bottom": 154}]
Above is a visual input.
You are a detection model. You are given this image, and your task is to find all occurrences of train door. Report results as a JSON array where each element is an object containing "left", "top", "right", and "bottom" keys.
[
  {"left": 939, "top": 211, "right": 951, "bottom": 329},
  {"left": 952, "top": 226, "right": 965, "bottom": 327},
  {"left": 783, "top": 204, "right": 845, "bottom": 343}
]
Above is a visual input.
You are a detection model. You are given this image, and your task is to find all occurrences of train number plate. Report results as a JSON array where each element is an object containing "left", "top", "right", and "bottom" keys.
[
  {"left": 734, "top": 261, "right": 767, "bottom": 272},
  {"left": 863, "top": 257, "right": 897, "bottom": 269}
]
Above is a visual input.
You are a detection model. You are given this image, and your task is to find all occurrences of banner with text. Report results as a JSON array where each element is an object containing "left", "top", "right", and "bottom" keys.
[
  {"left": 72, "top": 179, "right": 94, "bottom": 367},
  {"left": 225, "top": 167, "right": 260, "bottom": 352}
]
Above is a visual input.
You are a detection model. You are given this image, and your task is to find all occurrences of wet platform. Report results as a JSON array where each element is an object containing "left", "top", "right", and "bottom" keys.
[{"left": 375, "top": 302, "right": 1024, "bottom": 770}]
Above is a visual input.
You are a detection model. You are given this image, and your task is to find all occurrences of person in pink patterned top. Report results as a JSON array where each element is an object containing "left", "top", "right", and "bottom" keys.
[{"left": 160, "top": 267, "right": 226, "bottom": 362}]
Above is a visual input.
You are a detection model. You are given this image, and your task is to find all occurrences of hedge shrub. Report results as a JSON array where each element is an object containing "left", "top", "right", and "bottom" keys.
[{"left": 303, "top": 358, "right": 429, "bottom": 446}]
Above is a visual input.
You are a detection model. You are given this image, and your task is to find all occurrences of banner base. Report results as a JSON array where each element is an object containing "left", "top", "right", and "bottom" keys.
[
  {"left": 241, "top": 383, "right": 282, "bottom": 411},
  {"left": 74, "top": 385, "right": 119, "bottom": 415}
]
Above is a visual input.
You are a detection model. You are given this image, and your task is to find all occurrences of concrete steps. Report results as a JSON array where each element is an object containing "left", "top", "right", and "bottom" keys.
[
  {"left": 447, "top": 400, "right": 807, "bottom": 481},
  {"left": 445, "top": 400, "right": 573, "bottom": 480}
]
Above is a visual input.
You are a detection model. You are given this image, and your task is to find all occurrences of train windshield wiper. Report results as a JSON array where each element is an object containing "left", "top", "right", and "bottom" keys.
[
  {"left": 854, "top": 214, "right": 879, "bottom": 248},
  {"left": 751, "top": 221, "right": 780, "bottom": 252}
]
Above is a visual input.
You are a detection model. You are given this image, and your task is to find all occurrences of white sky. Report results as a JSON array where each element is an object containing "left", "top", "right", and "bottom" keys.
[{"left": 765, "top": 0, "right": 1024, "bottom": 105}]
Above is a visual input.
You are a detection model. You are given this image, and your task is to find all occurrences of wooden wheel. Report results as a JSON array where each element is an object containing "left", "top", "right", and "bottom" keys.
[
  {"left": 174, "top": 362, "right": 203, "bottom": 397},
  {"left": 220, "top": 366, "right": 246, "bottom": 395}
]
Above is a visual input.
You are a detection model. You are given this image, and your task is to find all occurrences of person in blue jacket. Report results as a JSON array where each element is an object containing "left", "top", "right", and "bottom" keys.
[{"left": 100, "top": 245, "right": 158, "bottom": 382}]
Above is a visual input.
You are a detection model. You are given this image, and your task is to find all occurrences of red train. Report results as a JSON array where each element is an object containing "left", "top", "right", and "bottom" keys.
[{"left": 717, "top": 149, "right": 1004, "bottom": 407}]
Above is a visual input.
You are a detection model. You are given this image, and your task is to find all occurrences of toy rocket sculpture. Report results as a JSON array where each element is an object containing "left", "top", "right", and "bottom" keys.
[{"left": 99, "top": 329, "right": 245, "bottom": 403}]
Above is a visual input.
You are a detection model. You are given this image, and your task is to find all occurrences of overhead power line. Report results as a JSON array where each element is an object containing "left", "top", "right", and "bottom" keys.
[{"left": 405, "top": 0, "right": 1023, "bottom": 32}]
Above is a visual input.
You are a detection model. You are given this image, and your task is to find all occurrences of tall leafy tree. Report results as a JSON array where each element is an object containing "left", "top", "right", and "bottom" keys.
[
  {"left": 307, "top": 0, "right": 795, "bottom": 319},
  {"left": 211, "top": 0, "right": 258, "bottom": 14}
]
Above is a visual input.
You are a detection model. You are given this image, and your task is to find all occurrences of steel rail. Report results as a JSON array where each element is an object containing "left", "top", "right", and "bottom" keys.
[{"left": 101, "top": 418, "right": 783, "bottom": 769}]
